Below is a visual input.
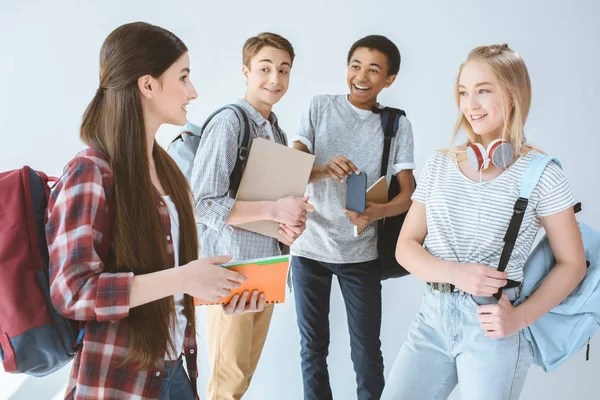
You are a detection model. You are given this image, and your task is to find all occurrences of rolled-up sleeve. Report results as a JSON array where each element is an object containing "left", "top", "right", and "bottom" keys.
[
  {"left": 191, "top": 111, "right": 240, "bottom": 232},
  {"left": 392, "top": 116, "right": 416, "bottom": 174},
  {"left": 46, "top": 157, "right": 133, "bottom": 322},
  {"left": 290, "top": 97, "right": 317, "bottom": 153}
]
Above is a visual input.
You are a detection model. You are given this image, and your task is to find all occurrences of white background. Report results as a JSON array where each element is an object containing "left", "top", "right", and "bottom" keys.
[{"left": 1, "top": 0, "right": 599, "bottom": 399}]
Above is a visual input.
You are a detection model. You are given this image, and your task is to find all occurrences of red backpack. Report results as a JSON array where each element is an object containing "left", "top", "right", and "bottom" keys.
[{"left": 0, "top": 166, "right": 82, "bottom": 376}]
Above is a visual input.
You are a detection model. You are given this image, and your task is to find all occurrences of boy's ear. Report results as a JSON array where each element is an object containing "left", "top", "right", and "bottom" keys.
[
  {"left": 242, "top": 64, "right": 250, "bottom": 82},
  {"left": 384, "top": 74, "right": 397, "bottom": 88}
]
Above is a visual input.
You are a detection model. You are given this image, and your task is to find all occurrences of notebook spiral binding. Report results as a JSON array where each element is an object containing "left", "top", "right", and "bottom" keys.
[
  {"left": 202, "top": 299, "right": 282, "bottom": 306},
  {"left": 356, "top": 222, "right": 377, "bottom": 237}
]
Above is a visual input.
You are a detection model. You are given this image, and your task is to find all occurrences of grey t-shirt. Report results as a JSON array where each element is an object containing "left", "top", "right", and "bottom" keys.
[{"left": 290, "top": 94, "right": 415, "bottom": 263}]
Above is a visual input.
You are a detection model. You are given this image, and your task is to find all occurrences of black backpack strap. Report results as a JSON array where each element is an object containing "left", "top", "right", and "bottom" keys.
[
  {"left": 374, "top": 107, "right": 405, "bottom": 232},
  {"left": 372, "top": 107, "right": 413, "bottom": 279},
  {"left": 226, "top": 104, "right": 251, "bottom": 198},
  {"left": 374, "top": 107, "right": 406, "bottom": 178},
  {"left": 494, "top": 197, "right": 529, "bottom": 300},
  {"left": 200, "top": 104, "right": 251, "bottom": 198}
]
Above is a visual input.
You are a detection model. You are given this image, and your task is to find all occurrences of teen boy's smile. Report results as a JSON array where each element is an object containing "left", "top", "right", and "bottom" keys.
[
  {"left": 346, "top": 47, "right": 396, "bottom": 110},
  {"left": 243, "top": 46, "right": 291, "bottom": 117}
]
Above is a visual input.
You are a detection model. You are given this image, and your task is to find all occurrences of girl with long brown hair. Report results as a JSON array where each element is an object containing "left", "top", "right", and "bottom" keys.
[{"left": 46, "top": 22, "right": 245, "bottom": 399}]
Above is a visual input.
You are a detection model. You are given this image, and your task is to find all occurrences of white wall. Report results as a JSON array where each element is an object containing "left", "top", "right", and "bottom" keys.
[{"left": 1, "top": 0, "right": 599, "bottom": 399}]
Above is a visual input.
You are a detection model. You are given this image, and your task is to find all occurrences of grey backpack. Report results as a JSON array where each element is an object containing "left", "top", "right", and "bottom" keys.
[{"left": 167, "top": 104, "right": 251, "bottom": 198}]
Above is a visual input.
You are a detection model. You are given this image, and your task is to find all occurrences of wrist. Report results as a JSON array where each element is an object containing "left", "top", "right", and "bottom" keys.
[
  {"left": 443, "top": 261, "right": 458, "bottom": 285},
  {"left": 514, "top": 303, "right": 531, "bottom": 330},
  {"left": 264, "top": 201, "right": 277, "bottom": 221},
  {"left": 175, "top": 265, "right": 189, "bottom": 295},
  {"left": 312, "top": 165, "right": 327, "bottom": 181},
  {"left": 373, "top": 203, "right": 386, "bottom": 220}
]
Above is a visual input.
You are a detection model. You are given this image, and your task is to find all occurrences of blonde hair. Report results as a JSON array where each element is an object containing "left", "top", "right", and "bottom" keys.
[
  {"left": 447, "top": 44, "right": 539, "bottom": 159},
  {"left": 242, "top": 32, "right": 295, "bottom": 68}
]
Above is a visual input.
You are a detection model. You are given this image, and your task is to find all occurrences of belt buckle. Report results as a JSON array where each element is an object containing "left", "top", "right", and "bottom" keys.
[{"left": 431, "top": 282, "right": 453, "bottom": 294}]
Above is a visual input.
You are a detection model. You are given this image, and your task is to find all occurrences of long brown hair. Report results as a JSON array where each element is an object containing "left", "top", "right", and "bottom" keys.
[{"left": 80, "top": 22, "right": 198, "bottom": 369}]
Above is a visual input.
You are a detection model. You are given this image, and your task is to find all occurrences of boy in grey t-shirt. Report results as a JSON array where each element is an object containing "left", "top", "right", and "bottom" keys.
[{"left": 291, "top": 35, "right": 415, "bottom": 400}]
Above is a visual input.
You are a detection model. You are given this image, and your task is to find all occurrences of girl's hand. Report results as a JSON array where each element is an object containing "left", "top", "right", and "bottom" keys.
[
  {"left": 449, "top": 263, "right": 507, "bottom": 296},
  {"left": 222, "top": 290, "right": 266, "bottom": 315},
  {"left": 477, "top": 293, "right": 527, "bottom": 338}
]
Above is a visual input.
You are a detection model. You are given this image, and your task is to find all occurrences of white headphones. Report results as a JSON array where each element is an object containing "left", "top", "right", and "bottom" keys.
[{"left": 466, "top": 138, "right": 515, "bottom": 171}]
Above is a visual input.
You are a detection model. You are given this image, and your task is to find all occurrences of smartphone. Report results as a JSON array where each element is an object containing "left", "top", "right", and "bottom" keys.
[{"left": 345, "top": 172, "right": 367, "bottom": 213}]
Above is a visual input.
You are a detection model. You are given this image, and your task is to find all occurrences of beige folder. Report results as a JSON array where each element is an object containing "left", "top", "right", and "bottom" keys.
[
  {"left": 233, "top": 138, "right": 315, "bottom": 239},
  {"left": 354, "top": 176, "right": 388, "bottom": 237}
]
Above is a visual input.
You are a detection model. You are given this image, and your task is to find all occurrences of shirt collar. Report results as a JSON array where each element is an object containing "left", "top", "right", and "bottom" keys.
[{"left": 236, "top": 98, "right": 279, "bottom": 127}]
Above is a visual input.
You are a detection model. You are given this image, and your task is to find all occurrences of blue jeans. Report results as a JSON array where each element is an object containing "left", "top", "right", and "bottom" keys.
[
  {"left": 159, "top": 357, "right": 196, "bottom": 400},
  {"left": 381, "top": 285, "right": 532, "bottom": 400},
  {"left": 292, "top": 256, "right": 384, "bottom": 400}
]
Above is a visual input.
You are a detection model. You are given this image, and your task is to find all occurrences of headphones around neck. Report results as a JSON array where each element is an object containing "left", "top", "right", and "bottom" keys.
[{"left": 466, "top": 138, "right": 515, "bottom": 171}]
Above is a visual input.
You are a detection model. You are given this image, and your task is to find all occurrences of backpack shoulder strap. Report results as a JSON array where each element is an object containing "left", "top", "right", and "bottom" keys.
[
  {"left": 225, "top": 104, "right": 252, "bottom": 163},
  {"left": 169, "top": 121, "right": 203, "bottom": 146},
  {"left": 494, "top": 153, "right": 561, "bottom": 299},
  {"left": 376, "top": 107, "right": 406, "bottom": 177},
  {"left": 184, "top": 120, "right": 203, "bottom": 136},
  {"left": 380, "top": 107, "right": 405, "bottom": 137},
  {"left": 520, "top": 155, "right": 561, "bottom": 199},
  {"left": 200, "top": 104, "right": 252, "bottom": 197}
]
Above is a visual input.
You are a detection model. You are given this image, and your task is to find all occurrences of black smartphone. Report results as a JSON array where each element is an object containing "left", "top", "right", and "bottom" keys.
[{"left": 345, "top": 172, "right": 367, "bottom": 213}]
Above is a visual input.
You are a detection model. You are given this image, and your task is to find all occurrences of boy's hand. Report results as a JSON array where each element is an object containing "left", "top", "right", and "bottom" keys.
[
  {"left": 343, "top": 202, "right": 383, "bottom": 230},
  {"left": 272, "top": 195, "right": 315, "bottom": 226},
  {"left": 326, "top": 156, "right": 360, "bottom": 182},
  {"left": 278, "top": 221, "right": 307, "bottom": 246}
]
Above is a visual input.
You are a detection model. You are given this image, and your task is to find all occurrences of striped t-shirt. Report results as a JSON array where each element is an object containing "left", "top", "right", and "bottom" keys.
[{"left": 412, "top": 150, "right": 574, "bottom": 281}]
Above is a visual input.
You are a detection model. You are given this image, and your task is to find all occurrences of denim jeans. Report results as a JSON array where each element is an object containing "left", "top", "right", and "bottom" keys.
[
  {"left": 159, "top": 357, "right": 196, "bottom": 400},
  {"left": 292, "top": 256, "right": 384, "bottom": 400},
  {"left": 381, "top": 285, "right": 532, "bottom": 400}
]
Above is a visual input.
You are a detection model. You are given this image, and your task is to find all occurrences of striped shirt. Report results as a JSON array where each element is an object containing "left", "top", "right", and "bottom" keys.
[
  {"left": 412, "top": 150, "right": 574, "bottom": 281},
  {"left": 191, "top": 99, "right": 286, "bottom": 261}
]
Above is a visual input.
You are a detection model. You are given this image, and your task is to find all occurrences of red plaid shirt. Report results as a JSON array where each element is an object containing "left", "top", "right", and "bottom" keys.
[{"left": 46, "top": 148, "right": 198, "bottom": 400}]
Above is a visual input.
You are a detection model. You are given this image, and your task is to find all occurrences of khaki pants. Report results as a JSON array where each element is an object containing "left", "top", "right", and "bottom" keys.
[{"left": 205, "top": 304, "right": 274, "bottom": 400}]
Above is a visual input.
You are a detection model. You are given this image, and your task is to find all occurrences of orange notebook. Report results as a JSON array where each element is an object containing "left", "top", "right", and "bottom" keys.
[{"left": 194, "top": 255, "right": 290, "bottom": 306}]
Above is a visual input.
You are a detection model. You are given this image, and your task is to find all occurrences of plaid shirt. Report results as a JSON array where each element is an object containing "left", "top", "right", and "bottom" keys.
[
  {"left": 46, "top": 148, "right": 198, "bottom": 400},
  {"left": 191, "top": 99, "right": 287, "bottom": 261}
]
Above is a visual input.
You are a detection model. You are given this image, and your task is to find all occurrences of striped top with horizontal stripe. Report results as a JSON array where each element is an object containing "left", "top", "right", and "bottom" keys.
[{"left": 412, "top": 150, "right": 574, "bottom": 281}]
